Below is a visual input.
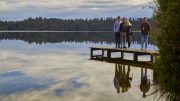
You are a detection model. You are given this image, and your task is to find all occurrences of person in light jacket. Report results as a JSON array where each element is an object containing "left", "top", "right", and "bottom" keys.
[
  {"left": 114, "top": 16, "right": 122, "bottom": 48},
  {"left": 113, "top": 64, "right": 121, "bottom": 93}
]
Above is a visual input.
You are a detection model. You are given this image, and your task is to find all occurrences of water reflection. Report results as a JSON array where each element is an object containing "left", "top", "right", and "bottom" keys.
[
  {"left": 90, "top": 55, "right": 154, "bottom": 97},
  {"left": 0, "top": 32, "right": 155, "bottom": 45},
  {"left": 120, "top": 65, "right": 132, "bottom": 93},
  {"left": 113, "top": 64, "right": 121, "bottom": 93},
  {"left": 113, "top": 64, "right": 132, "bottom": 93},
  {"left": 0, "top": 32, "right": 178, "bottom": 101},
  {"left": 149, "top": 74, "right": 180, "bottom": 101},
  {"left": 90, "top": 57, "right": 153, "bottom": 69},
  {"left": 140, "top": 68, "right": 150, "bottom": 98},
  {"left": 90, "top": 55, "right": 180, "bottom": 101}
]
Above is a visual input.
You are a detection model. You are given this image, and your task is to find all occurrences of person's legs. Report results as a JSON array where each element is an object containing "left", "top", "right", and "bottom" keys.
[
  {"left": 122, "top": 33, "right": 124, "bottom": 47},
  {"left": 141, "top": 68, "right": 143, "bottom": 81},
  {"left": 144, "top": 35, "right": 148, "bottom": 49},
  {"left": 118, "top": 33, "right": 120, "bottom": 48},
  {"left": 120, "top": 64, "right": 122, "bottom": 77},
  {"left": 130, "top": 35, "right": 132, "bottom": 47},
  {"left": 126, "top": 66, "right": 130, "bottom": 79},
  {"left": 141, "top": 34, "right": 145, "bottom": 49},
  {"left": 120, "top": 33, "right": 122, "bottom": 48},
  {"left": 115, "top": 64, "right": 118, "bottom": 75},
  {"left": 123, "top": 32, "right": 126, "bottom": 47},
  {"left": 123, "top": 65, "right": 125, "bottom": 78},
  {"left": 145, "top": 68, "right": 147, "bottom": 81},
  {"left": 124, "top": 32, "right": 126, "bottom": 47},
  {"left": 118, "top": 64, "right": 121, "bottom": 73},
  {"left": 115, "top": 33, "right": 118, "bottom": 48},
  {"left": 127, "top": 33, "right": 130, "bottom": 48},
  {"left": 115, "top": 64, "right": 117, "bottom": 71}
]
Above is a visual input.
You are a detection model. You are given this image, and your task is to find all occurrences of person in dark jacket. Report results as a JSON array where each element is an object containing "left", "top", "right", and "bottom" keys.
[
  {"left": 140, "top": 68, "right": 150, "bottom": 98},
  {"left": 140, "top": 17, "right": 151, "bottom": 51},
  {"left": 119, "top": 65, "right": 132, "bottom": 93},
  {"left": 125, "top": 20, "right": 132, "bottom": 48},
  {"left": 120, "top": 17, "right": 127, "bottom": 49}
]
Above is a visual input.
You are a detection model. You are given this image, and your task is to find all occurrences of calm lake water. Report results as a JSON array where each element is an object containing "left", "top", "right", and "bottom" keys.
[{"left": 0, "top": 32, "right": 163, "bottom": 101}]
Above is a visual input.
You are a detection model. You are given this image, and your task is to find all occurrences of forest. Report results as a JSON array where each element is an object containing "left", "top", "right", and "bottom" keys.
[{"left": 0, "top": 17, "right": 155, "bottom": 31}]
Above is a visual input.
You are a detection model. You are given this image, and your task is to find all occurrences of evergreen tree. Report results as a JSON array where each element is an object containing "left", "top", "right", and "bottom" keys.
[{"left": 151, "top": 0, "right": 180, "bottom": 95}]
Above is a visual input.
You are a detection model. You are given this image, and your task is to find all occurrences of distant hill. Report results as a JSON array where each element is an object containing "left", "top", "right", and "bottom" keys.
[{"left": 0, "top": 17, "right": 155, "bottom": 31}]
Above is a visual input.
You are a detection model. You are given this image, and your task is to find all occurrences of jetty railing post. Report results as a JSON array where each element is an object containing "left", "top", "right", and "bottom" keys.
[
  {"left": 151, "top": 55, "right": 154, "bottom": 63},
  {"left": 102, "top": 50, "right": 104, "bottom": 57},
  {"left": 91, "top": 48, "right": 93, "bottom": 59},
  {"left": 134, "top": 52, "right": 138, "bottom": 61},
  {"left": 107, "top": 50, "right": 111, "bottom": 60},
  {"left": 121, "top": 52, "right": 124, "bottom": 59}
]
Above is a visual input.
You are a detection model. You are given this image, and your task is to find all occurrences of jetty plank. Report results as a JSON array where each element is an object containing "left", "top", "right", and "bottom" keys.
[{"left": 89, "top": 46, "right": 159, "bottom": 54}]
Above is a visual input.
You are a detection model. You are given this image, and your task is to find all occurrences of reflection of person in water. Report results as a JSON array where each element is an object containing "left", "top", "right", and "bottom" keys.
[
  {"left": 140, "top": 68, "right": 150, "bottom": 98},
  {"left": 120, "top": 65, "right": 132, "bottom": 93},
  {"left": 113, "top": 64, "right": 120, "bottom": 93}
]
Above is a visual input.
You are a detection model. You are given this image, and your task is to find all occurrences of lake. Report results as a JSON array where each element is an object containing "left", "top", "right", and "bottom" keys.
[{"left": 0, "top": 32, "right": 163, "bottom": 101}]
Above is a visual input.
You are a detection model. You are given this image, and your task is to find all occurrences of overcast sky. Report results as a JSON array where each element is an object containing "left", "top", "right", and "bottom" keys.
[{"left": 0, "top": 0, "right": 153, "bottom": 21}]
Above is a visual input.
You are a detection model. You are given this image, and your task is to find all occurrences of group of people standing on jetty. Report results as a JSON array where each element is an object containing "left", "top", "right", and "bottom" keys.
[{"left": 114, "top": 16, "right": 151, "bottom": 51}]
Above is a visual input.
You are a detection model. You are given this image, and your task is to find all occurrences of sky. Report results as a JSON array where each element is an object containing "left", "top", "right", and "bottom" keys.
[{"left": 0, "top": 0, "right": 153, "bottom": 21}]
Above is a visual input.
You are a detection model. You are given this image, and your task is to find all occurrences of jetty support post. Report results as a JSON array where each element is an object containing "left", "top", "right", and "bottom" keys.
[
  {"left": 134, "top": 52, "right": 138, "bottom": 61},
  {"left": 107, "top": 50, "right": 111, "bottom": 60},
  {"left": 121, "top": 52, "right": 124, "bottom": 59},
  {"left": 102, "top": 50, "right": 104, "bottom": 57},
  {"left": 151, "top": 55, "right": 154, "bottom": 63},
  {"left": 91, "top": 48, "right": 93, "bottom": 59}
]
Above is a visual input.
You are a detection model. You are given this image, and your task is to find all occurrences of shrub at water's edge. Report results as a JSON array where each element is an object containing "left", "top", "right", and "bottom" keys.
[{"left": 151, "top": 0, "right": 180, "bottom": 95}]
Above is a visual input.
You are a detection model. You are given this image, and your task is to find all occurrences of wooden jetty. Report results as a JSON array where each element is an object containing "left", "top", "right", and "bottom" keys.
[
  {"left": 90, "top": 46, "right": 159, "bottom": 62},
  {"left": 90, "top": 57, "right": 154, "bottom": 69}
]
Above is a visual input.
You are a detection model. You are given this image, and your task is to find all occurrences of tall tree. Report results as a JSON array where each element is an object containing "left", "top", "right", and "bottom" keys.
[{"left": 151, "top": 0, "right": 180, "bottom": 95}]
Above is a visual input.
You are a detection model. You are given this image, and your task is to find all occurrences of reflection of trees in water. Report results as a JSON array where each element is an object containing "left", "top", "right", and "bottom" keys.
[
  {"left": 0, "top": 32, "right": 155, "bottom": 45},
  {"left": 147, "top": 72, "right": 180, "bottom": 101},
  {"left": 148, "top": 83, "right": 180, "bottom": 101}
]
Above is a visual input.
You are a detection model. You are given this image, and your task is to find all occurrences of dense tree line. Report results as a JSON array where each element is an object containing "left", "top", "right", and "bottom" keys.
[
  {"left": 0, "top": 32, "right": 154, "bottom": 45},
  {"left": 0, "top": 17, "right": 155, "bottom": 31},
  {"left": 151, "top": 0, "right": 180, "bottom": 97}
]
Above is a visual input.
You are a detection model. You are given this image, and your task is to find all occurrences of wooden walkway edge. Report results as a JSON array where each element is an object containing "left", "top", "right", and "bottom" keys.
[{"left": 89, "top": 46, "right": 159, "bottom": 62}]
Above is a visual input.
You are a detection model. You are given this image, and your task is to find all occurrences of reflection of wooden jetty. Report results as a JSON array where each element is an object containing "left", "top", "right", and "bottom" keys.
[
  {"left": 90, "top": 57, "right": 153, "bottom": 69},
  {"left": 90, "top": 46, "right": 159, "bottom": 62}
]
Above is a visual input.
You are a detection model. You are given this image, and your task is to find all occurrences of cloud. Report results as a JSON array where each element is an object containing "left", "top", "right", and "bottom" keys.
[{"left": 0, "top": 0, "right": 153, "bottom": 21}]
